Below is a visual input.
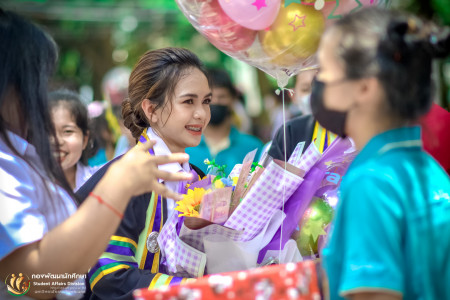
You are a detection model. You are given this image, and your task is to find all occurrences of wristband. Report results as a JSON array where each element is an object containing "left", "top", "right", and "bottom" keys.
[{"left": 89, "top": 192, "right": 124, "bottom": 219}]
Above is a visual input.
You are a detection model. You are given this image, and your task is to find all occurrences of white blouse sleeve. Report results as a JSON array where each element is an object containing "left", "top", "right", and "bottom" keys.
[
  {"left": 0, "top": 146, "right": 76, "bottom": 260},
  {"left": 0, "top": 155, "right": 48, "bottom": 261}
]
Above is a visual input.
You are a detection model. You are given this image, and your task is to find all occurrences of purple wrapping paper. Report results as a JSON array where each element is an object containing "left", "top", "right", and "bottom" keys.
[
  {"left": 257, "top": 167, "right": 325, "bottom": 263},
  {"left": 258, "top": 138, "right": 356, "bottom": 263}
]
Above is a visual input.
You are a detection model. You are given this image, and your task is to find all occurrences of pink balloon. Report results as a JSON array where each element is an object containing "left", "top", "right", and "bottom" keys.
[
  {"left": 218, "top": 0, "right": 281, "bottom": 30},
  {"left": 199, "top": 0, "right": 257, "bottom": 53},
  {"left": 176, "top": 0, "right": 391, "bottom": 86}
]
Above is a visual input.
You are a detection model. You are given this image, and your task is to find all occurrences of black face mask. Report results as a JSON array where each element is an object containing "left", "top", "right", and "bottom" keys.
[
  {"left": 310, "top": 78, "right": 348, "bottom": 137},
  {"left": 209, "top": 104, "right": 230, "bottom": 126}
]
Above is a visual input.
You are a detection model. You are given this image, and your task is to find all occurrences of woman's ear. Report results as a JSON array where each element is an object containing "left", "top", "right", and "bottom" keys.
[
  {"left": 82, "top": 131, "right": 89, "bottom": 150},
  {"left": 355, "top": 77, "right": 380, "bottom": 106},
  {"left": 141, "top": 99, "right": 158, "bottom": 124}
]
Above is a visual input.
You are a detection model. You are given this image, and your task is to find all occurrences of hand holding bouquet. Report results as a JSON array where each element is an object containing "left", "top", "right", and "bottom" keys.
[{"left": 157, "top": 138, "right": 356, "bottom": 278}]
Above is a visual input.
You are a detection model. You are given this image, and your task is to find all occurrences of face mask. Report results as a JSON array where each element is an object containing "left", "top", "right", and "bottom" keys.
[
  {"left": 209, "top": 104, "right": 230, "bottom": 126},
  {"left": 295, "top": 94, "right": 311, "bottom": 115},
  {"left": 310, "top": 78, "right": 348, "bottom": 137}
]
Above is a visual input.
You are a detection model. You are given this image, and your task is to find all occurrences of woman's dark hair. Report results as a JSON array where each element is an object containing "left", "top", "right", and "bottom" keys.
[
  {"left": 49, "top": 89, "right": 94, "bottom": 165},
  {"left": 122, "top": 47, "right": 211, "bottom": 139},
  {"left": 331, "top": 7, "right": 450, "bottom": 121},
  {"left": 207, "top": 68, "right": 239, "bottom": 99},
  {"left": 0, "top": 10, "right": 76, "bottom": 202},
  {"left": 89, "top": 111, "right": 112, "bottom": 154}
]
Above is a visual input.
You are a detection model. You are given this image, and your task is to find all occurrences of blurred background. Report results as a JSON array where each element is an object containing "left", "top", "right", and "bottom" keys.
[{"left": 2, "top": 0, "right": 450, "bottom": 144}]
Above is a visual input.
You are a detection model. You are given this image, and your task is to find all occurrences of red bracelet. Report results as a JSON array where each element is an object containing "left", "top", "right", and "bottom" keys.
[{"left": 89, "top": 192, "right": 124, "bottom": 219}]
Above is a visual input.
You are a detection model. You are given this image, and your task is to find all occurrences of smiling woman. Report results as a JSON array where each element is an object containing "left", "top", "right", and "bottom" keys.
[
  {"left": 75, "top": 47, "right": 212, "bottom": 299},
  {"left": 49, "top": 89, "right": 99, "bottom": 191},
  {"left": 141, "top": 67, "right": 212, "bottom": 153}
]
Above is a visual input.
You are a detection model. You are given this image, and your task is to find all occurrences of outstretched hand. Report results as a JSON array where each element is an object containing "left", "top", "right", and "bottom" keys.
[{"left": 107, "top": 140, "right": 193, "bottom": 200}]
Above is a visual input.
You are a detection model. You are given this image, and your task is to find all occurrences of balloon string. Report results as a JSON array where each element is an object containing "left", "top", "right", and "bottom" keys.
[{"left": 279, "top": 87, "right": 287, "bottom": 264}]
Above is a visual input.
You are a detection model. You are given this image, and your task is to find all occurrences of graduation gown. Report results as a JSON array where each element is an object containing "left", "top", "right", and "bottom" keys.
[{"left": 76, "top": 158, "right": 205, "bottom": 300}]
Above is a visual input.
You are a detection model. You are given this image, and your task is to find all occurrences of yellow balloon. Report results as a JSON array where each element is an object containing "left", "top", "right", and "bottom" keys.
[{"left": 259, "top": 2, "right": 325, "bottom": 67}]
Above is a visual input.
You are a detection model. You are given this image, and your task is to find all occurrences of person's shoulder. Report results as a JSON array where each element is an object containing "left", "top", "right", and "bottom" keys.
[
  {"left": 77, "top": 162, "right": 101, "bottom": 178},
  {"left": 75, "top": 157, "right": 120, "bottom": 201},
  {"left": 0, "top": 142, "right": 37, "bottom": 187},
  {"left": 231, "top": 127, "right": 263, "bottom": 146},
  {"left": 341, "top": 155, "right": 407, "bottom": 204},
  {"left": 285, "top": 114, "right": 315, "bottom": 129}
]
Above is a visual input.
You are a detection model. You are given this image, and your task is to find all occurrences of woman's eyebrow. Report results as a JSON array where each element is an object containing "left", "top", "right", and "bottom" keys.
[
  {"left": 179, "top": 93, "right": 199, "bottom": 98},
  {"left": 203, "top": 92, "right": 212, "bottom": 98},
  {"left": 62, "top": 124, "right": 77, "bottom": 128}
]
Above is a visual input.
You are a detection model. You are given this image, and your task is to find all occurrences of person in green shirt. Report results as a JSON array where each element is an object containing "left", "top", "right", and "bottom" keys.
[{"left": 310, "top": 7, "right": 450, "bottom": 300}]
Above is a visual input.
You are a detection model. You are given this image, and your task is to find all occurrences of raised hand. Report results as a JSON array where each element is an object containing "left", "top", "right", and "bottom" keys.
[{"left": 105, "top": 140, "right": 193, "bottom": 200}]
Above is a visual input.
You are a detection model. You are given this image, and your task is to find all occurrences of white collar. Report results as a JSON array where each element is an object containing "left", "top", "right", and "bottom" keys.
[{"left": 146, "top": 127, "right": 190, "bottom": 182}]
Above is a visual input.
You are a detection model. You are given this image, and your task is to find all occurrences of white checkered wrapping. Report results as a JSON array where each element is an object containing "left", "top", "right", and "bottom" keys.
[
  {"left": 179, "top": 223, "right": 245, "bottom": 252},
  {"left": 157, "top": 146, "right": 324, "bottom": 277},
  {"left": 224, "top": 161, "right": 303, "bottom": 241},
  {"left": 296, "top": 142, "right": 321, "bottom": 173},
  {"left": 158, "top": 213, "right": 206, "bottom": 278},
  {"left": 228, "top": 164, "right": 242, "bottom": 178},
  {"left": 288, "top": 141, "right": 305, "bottom": 166}
]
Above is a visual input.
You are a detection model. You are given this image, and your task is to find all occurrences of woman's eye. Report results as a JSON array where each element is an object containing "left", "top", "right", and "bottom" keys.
[
  {"left": 63, "top": 130, "right": 74, "bottom": 135},
  {"left": 183, "top": 99, "right": 194, "bottom": 104},
  {"left": 203, "top": 98, "right": 211, "bottom": 104}
]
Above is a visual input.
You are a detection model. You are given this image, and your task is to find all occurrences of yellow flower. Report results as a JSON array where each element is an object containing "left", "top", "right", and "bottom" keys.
[
  {"left": 175, "top": 188, "right": 209, "bottom": 217},
  {"left": 232, "top": 177, "right": 239, "bottom": 186},
  {"left": 214, "top": 180, "right": 225, "bottom": 189}
]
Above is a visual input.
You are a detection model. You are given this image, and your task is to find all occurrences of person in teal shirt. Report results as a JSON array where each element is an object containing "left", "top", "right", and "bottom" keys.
[
  {"left": 309, "top": 7, "right": 450, "bottom": 300},
  {"left": 186, "top": 68, "right": 263, "bottom": 175}
]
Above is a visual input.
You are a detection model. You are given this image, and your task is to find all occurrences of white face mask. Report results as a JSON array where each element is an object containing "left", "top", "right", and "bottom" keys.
[{"left": 295, "top": 94, "right": 312, "bottom": 115}]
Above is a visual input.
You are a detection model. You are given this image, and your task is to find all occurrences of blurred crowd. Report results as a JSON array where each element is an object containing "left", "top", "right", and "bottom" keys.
[{"left": 61, "top": 65, "right": 317, "bottom": 175}]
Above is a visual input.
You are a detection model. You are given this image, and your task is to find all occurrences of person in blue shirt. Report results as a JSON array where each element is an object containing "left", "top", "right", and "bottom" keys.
[
  {"left": 309, "top": 7, "right": 450, "bottom": 300},
  {"left": 186, "top": 68, "right": 263, "bottom": 175}
]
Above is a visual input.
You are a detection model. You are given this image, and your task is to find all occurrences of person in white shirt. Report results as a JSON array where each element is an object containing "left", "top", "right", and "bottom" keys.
[
  {"left": 49, "top": 89, "right": 100, "bottom": 192},
  {"left": 0, "top": 9, "right": 192, "bottom": 300}
]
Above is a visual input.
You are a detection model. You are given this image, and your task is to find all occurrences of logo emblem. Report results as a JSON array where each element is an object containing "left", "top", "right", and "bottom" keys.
[
  {"left": 5, "top": 273, "right": 30, "bottom": 296},
  {"left": 146, "top": 231, "right": 160, "bottom": 253}
]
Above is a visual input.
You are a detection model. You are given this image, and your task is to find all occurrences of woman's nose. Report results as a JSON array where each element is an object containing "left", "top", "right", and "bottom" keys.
[
  {"left": 194, "top": 105, "right": 209, "bottom": 120},
  {"left": 54, "top": 133, "right": 64, "bottom": 145}
]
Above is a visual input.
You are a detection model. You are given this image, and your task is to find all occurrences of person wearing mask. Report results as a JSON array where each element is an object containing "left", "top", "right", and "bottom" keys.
[
  {"left": 312, "top": 7, "right": 450, "bottom": 300},
  {"left": 0, "top": 10, "right": 192, "bottom": 299},
  {"left": 291, "top": 69, "right": 316, "bottom": 117},
  {"left": 268, "top": 112, "right": 337, "bottom": 161},
  {"left": 186, "top": 68, "right": 263, "bottom": 175},
  {"left": 268, "top": 69, "right": 337, "bottom": 161}
]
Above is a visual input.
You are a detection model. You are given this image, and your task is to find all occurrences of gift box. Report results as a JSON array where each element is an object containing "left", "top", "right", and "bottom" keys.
[{"left": 133, "top": 260, "right": 321, "bottom": 300}]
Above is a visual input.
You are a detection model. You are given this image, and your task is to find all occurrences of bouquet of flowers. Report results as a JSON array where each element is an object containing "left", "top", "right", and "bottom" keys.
[{"left": 157, "top": 138, "right": 356, "bottom": 278}]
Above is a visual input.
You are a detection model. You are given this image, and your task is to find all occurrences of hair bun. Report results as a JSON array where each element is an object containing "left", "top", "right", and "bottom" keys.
[
  {"left": 387, "top": 19, "right": 409, "bottom": 41},
  {"left": 388, "top": 16, "right": 450, "bottom": 60},
  {"left": 425, "top": 27, "right": 450, "bottom": 58}
]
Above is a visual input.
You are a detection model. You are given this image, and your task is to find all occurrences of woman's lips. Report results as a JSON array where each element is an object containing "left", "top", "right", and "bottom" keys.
[
  {"left": 53, "top": 151, "right": 67, "bottom": 162},
  {"left": 185, "top": 125, "right": 203, "bottom": 136}
]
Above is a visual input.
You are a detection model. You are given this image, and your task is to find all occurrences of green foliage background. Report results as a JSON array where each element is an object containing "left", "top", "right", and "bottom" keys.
[{"left": 2, "top": 0, "right": 449, "bottom": 108}]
